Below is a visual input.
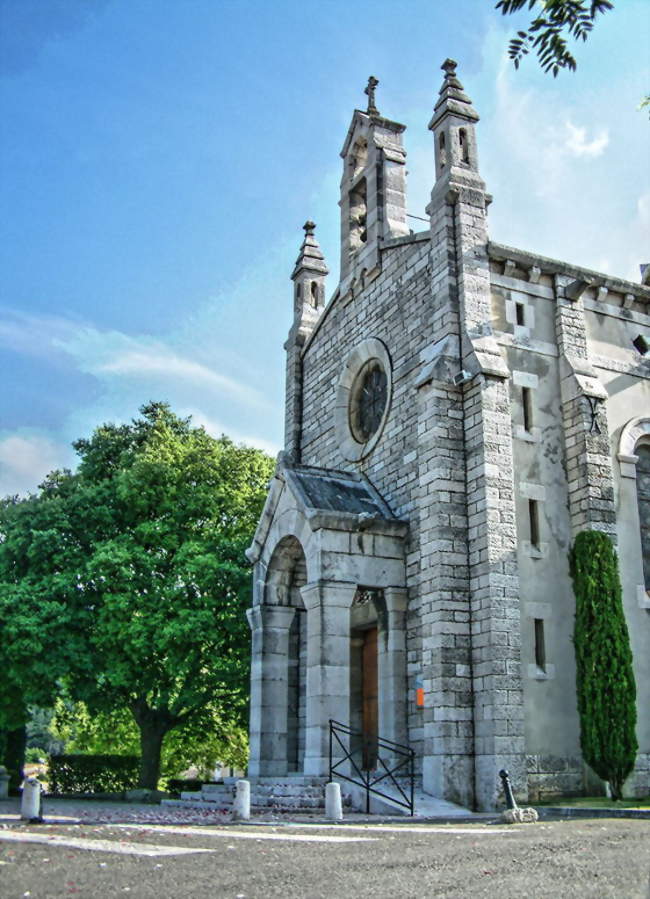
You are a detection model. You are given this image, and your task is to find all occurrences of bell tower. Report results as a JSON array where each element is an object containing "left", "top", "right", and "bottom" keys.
[{"left": 338, "top": 77, "right": 409, "bottom": 292}]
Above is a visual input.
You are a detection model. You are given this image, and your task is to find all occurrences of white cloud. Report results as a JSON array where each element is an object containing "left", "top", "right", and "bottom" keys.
[
  {"left": 478, "top": 49, "right": 649, "bottom": 281},
  {"left": 95, "top": 343, "right": 267, "bottom": 409},
  {"left": 51, "top": 327, "right": 270, "bottom": 411},
  {"left": 0, "top": 309, "right": 83, "bottom": 359},
  {"left": 182, "top": 408, "right": 280, "bottom": 457},
  {"left": 564, "top": 121, "right": 609, "bottom": 157},
  {"left": 0, "top": 433, "right": 71, "bottom": 496},
  {"left": 638, "top": 192, "right": 650, "bottom": 227}
]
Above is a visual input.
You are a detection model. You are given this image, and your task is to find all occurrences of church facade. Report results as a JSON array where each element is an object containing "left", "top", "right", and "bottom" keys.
[{"left": 245, "top": 61, "right": 650, "bottom": 811}]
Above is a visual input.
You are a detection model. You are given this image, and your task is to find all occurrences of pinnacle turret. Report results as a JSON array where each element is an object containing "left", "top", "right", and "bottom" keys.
[
  {"left": 428, "top": 58, "right": 479, "bottom": 132},
  {"left": 291, "top": 221, "right": 329, "bottom": 280}
]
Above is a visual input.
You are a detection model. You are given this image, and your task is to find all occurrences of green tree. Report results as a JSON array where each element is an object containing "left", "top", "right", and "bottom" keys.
[
  {"left": 570, "top": 530, "right": 638, "bottom": 800},
  {"left": 0, "top": 403, "right": 273, "bottom": 789},
  {"left": 50, "top": 697, "right": 248, "bottom": 778},
  {"left": 496, "top": 1, "right": 613, "bottom": 76},
  {"left": 0, "top": 483, "right": 88, "bottom": 785}
]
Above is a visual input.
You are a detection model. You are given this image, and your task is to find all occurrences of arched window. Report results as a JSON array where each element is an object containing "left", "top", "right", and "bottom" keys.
[
  {"left": 636, "top": 444, "right": 650, "bottom": 589},
  {"left": 349, "top": 138, "right": 368, "bottom": 179},
  {"left": 459, "top": 128, "right": 470, "bottom": 164},
  {"left": 438, "top": 131, "right": 447, "bottom": 170},
  {"left": 349, "top": 177, "right": 367, "bottom": 251},
  {"left": 618, "top": 416, "right": 650, "bottom": 606}
]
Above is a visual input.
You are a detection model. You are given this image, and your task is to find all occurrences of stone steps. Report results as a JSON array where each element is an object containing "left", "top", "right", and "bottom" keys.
[{"left": 162, "top": 776, "right": 349, "bottom": 814}]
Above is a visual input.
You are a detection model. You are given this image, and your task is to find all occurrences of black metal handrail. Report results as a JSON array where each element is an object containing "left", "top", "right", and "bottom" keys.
[{"left": 328, "top": 719, "right": 415, "bottom": 815}]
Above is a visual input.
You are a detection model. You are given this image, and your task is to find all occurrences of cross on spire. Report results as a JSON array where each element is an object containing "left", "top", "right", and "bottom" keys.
[{"left": 365, "top": 76, "right": 379, "bottom": 116}]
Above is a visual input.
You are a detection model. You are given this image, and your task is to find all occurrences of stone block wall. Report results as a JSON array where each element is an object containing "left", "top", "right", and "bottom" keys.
[
  {"left": 526, "top": 755, "right": 584, "bottom": 802},
  {"left": 489, "top": 245, "right": 650, "bottom": 798},
  {"left": 300, "top": 232, "right": 433, "bottom": 764}
]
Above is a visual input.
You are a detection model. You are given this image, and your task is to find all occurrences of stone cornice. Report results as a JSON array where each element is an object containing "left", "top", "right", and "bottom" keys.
[{"left": 488, "top": 241, "right": 650, "bottom": 304}]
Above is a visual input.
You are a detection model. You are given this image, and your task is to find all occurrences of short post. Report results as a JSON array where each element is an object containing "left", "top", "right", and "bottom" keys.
[
  {"left": 0, "top": 766, "right": 10, "bottom": 800},
  {"left": 21, "top": 776, "right": 43, "bottom": 822},
  {"left": 499, "top": 769, "right": 517, "bottom": 810},
  {"left": 499, "top": 768, "right": 538, "bottom": 824},
  {"left": 232, "top": 779, "right": 250, "bottom": 821},
  {"left": 325, "top": 781, "right": 343, "bottom": 822}
]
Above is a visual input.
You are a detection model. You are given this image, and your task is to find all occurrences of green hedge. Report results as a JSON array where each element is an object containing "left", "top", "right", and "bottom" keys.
[
  {"left": 166, "top": 777, "right": 204, "bottom": 797},
  {"left": 48, "top": 754, "right": 139, "bottom": 795}
]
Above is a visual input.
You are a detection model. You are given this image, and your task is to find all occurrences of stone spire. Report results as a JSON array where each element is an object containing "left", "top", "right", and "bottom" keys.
[
  {"left": 428, "top": 58, "right": 479, "bottom": 132},
  {"left": 285, "top": 222, "right": 328, "bottom": 462},
  {"left": 291, "top": 221, "right": 329, "bottom": 280},
  {"left": 428, "top": 59, "right": 482, "bottom": 182}
]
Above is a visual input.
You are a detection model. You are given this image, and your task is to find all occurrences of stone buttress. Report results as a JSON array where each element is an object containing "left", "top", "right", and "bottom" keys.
[{"left": 419, "top": 60, "right": 525, "bottom": 810}]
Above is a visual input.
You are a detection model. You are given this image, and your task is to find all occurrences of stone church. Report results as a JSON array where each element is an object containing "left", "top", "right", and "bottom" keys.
[{"left": 245, "top": 61, "right": 650, "bottom": 811}]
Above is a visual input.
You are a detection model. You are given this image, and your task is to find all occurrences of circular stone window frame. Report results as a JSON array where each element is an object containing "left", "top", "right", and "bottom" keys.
[{"left": 335, "top": 337, "right": 393, "bottom": 462}]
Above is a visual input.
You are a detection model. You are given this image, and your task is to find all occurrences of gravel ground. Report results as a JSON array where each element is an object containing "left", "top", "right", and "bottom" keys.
[
  {"left": 1, "top": 797, "right": 232, "bottom": 826},
  {"left": 1, "top": 812, "right": 649, "bottom": 898}
]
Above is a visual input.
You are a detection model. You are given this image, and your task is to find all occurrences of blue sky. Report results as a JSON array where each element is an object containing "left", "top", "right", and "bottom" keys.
[{"left": 1, "top": 0, "right": 649, "bottom": 495}]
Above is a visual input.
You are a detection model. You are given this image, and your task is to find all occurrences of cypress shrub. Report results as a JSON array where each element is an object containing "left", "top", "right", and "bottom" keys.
[{"left": 570, "top": 530, "right": 638, "bottom": 800}]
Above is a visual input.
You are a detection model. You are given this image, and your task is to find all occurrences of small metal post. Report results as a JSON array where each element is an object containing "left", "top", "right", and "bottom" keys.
[
  {"left": 365, "top": 765, "right": 370, "bottom": 815},
  {"left": 329, "top": 719, "right": 333, "bottom": 782},
  {"left": 499, "top": 769, "right": 517, "bottom": 810}
]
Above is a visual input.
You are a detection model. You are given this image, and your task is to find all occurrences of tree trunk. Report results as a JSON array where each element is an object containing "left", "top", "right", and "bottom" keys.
[
  {"left": 132, "top": 702, "right": 173, "bottom": 791},
  {"left": 4, "top": 724, "right": 27, "bottom": 792}
]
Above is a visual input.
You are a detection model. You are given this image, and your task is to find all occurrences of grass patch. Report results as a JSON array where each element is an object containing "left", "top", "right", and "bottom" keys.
[{"left": 535, "top": 796, "right": 650, "bottom": 809}]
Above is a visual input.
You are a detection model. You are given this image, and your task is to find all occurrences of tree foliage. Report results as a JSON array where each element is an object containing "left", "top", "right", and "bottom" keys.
[
  {"left": 496, "top": 0, "right": 613, "bottom": 76},
  {"left": 0, "top": 403, "right": 273, "bottom": 788},
  {"left": 570, "top": 530, "right": 638, "bottom": 800},
  {"left": 50, "top": 697, "right": 249, "bottom": 778}
]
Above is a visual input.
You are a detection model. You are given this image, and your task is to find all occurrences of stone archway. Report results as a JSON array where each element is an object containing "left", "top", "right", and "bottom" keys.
[
  {"left": 265, "top": 536, "right": 308, "bottom": 773},
  {"left": 246, "top": 460, "right": 409, "bottom": 778},
  {"left": 247, "top": 535, "right": 309, "bottom": 777},
  {"left": 618, "top": 416, "right": 650, "bottom": 608}
]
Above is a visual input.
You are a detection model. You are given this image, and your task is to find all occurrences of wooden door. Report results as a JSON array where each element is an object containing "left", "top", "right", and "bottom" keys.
[{"left": 362, "top": 627, "right": 378, "bottom": 769}]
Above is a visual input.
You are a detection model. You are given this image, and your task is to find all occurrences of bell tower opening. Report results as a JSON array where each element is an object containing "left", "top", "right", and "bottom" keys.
[
  {"left": 339, "top": 76, "right": 408, "bottom": 287},
  {"left": 349, "top": 177, "right": 368, "bottom": 253}
]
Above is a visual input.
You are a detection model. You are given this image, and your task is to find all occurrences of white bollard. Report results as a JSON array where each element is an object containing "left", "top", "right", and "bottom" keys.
[
  {"left": 325, "top": 781, "right": 343, "bottom": 822},
  {"left": 232, "top": 779, "right": 250, "bottom": 821},
  {"left": 21, "top": 777, "right": 42, "bottom": 821}
]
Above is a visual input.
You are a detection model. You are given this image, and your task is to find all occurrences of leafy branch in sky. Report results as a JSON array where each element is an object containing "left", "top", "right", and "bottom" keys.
[{"left": 496, "top": 1, "right": 614, "bottom": 76}]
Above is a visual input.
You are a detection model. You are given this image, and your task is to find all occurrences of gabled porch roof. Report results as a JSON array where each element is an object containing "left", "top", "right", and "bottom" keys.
[{"left": 246, "top": 458, "right": 407, "bottom": 564}]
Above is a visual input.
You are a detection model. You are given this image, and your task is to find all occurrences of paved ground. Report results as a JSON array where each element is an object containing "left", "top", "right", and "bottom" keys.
[
  {"left": 0, "top": 798, "right": 233, "bottom": 827},
  {"left": 1, "top": 807, "right": 649, "bottom": 898}
]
